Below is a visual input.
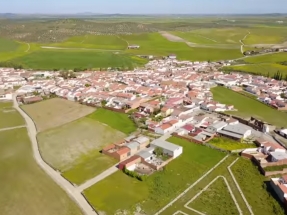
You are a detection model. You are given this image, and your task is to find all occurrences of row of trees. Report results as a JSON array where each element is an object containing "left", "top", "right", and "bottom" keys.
[
  {"left": 0, "top": 61, "right": 24, "bottom": 69},
  {"left": 268, "top": 71, "right": 287, "bottom": 81}
]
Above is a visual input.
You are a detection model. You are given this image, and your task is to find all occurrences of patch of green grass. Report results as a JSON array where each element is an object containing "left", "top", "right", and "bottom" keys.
[
  {"left": 51, "top": 35, "right": 127, "bottom": 50},
  {"left": 0, "top": 37, "right": 20, "bottom": 52},
  {"left": 62, "top": 149, "right": 117, "bottom": 185},
  {"left": 224, "top": 63, "right": 287, "bottom": 77},
  {"left": 9, "top": 50, "right": 147, "bottom": 70},
  {"left": 87, "top": 108, "right": 136, "bottom": 134},
  {"left": 84, "top": 137, "right": 225, "bottom": 214},
  {"left": 188, "top": 177, "right": 239, "bottom": 215},
  {"left": 232, "top": 158, "right": 285, "bottom": 215},
  {"left": 211, "top": 86, "right": 287, "bottom": 127},
  {"left": 264, "top": 164, "right": 287, "bottom": 172},
  {"left": 244, "top": 27, "right": 287, "bottom": 44},
  {"left": 209, "top": 137, "right": 256, "bottom": 151},
  {"left": 0, "top": 128, "right": 82, "bottom": 215},
  {"left": 244, "top": 52, "right": 287, "bottom": 64},
  {"left": 0, "top": 102, "right": 25, "bottom": 129}
]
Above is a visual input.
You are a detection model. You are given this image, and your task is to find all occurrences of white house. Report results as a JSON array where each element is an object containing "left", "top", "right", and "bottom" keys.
[{"left": 151, "top": 139, "right": 183, "bottom": 158}]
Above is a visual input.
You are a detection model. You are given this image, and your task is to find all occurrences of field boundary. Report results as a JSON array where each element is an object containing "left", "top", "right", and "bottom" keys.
[
  {"left": 155, "top": 155, "right": 229, "bottom": 215},
  {"left": 228, "top": 158, "right": 254, "bottom": 215},
  {"left": 183, "top": 175, "right": 243, "bottom": 215}
]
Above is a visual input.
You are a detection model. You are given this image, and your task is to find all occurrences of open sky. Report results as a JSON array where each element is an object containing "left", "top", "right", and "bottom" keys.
[{"left": 1, "top": 0, "right": 287, "bottom": 14}]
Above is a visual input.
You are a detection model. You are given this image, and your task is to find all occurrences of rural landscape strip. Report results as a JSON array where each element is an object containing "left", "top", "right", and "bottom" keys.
[
  {"left": 0, "top": 125, "right": 26, "bottom": 132},
  {"left": 155, "top": 155, "right": 229, "bottom": 215},
  {"left": 12, "top": 94, "right": 97, "bottom": 215},
  {"left": 41, "top": 46, "right": 121, "bottom": 52}
]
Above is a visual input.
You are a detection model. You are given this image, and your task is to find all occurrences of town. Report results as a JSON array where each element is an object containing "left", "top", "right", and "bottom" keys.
[{"left": 2, "top": 56, "right": 287, "bottom": 214}]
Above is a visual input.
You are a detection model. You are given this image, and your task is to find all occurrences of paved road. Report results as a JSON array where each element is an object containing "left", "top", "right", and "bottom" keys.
[
  {"left": 13, "top": 94, "right": 97, "bottom": 215},
  {"left": 0, "top": 125, "right": 26, "bottom": 132},
  {"left": 77, "top": 165, "right": 118, "bottom": 192}
]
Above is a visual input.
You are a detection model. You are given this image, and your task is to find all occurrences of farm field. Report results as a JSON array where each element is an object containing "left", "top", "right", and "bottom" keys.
[
  {"left": 211, "top": 86, "right": 287, "bottom": 127},
  {"left": 224, "top": 63, "right": 287, "bottom": 77},
  {"left": 244, "top": 27, "right": 287, "bottom": 45},
  {"left": 87, "top": 108, "right": 136, "bottom": 134},
  {"left": 21, "top": 98, "right": 95, "bottom": 132},
  {"left": 84, "top": 137, "right": 225, "bottom": 214},
  {"left": 209, "top": 137, "right": 256, "bottom": 151},
  {"left": 51, "top": 35, "right": 127, "bottom": 50},
  {"left": 37, "top": 117, "right": 125, "bottom": 184},
  {"left": 0, "top": 102, "right": 25, "bottom": 129},
  {"left": 160, "top": 155, "right": 284, "bottom": 215},
  {"left": 10, "top": 49, "right": 147, "bottom": 70},
  {"left": 0, "top": 37, "right": 20, "bottom": 52},
  {"left": 0, "top": 128, "right": 82, "bottom": 215},
  {"left": 123, "top": 33, "right": 242, "bottom": 61},
  {"left": 244, "top": 52, "right": 287, "bottom": 64}
]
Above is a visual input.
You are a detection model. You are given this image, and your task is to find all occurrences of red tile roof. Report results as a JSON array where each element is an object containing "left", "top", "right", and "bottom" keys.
[{"left": 116, "top": 147, "right": 130, "bottom": 155}]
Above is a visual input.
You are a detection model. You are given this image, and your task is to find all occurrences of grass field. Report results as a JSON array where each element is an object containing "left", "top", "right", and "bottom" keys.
[
  {"left": 160, "top": 155, "right": 284, "bottom": 215},
  {"left": 225, "top": 63, "right": 287, "bottom": 76},
  {"left": 209, "top": 137, "right": 256, "bottom": 151},
  {"left": 211, "top": 86, "right": 287, "bottom": 127},
  {"left": 122, "top": 33, "right": 242, "bottom": 61},
  {"left": 0, "top": 128, "right": 82, "bottom": 215},
  {"left": 51, "top": 35, "right": 127, "bottom": 50},
  {"left": 244, "top": 52, "right": 287, "bottom": 64},
  {"left": 21, "top": 98, "right": 95, "bottom": 132},
  {"left": 84, "top": 137, "right": 225, "bottom": 214},
  {"left": 0, "top": 102, "right": 25, "bottom": 129},
  {"left": 0, "top": 37, "right": 20, "bottom": 52},
  {"left": 87, "top": 108, "right": 136, "bottom": 134},
  {"left": 232, "top": 158, "right": 285, "bottom": 215},
  {"left": 10, "top": 49, "right": 147, "bottom": 70},
  {"left": 37, "top": 117, "right": 125, "bottom": 184},
  {"left": 244, "top": 27, "right": 287, "bottom": 45},
  {"left": 188, "top": 176, "right": 239, "bottom": 215}
]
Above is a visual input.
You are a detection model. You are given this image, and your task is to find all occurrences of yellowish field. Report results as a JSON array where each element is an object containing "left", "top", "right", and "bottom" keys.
[{"left": 21, "top": 98, "right": 95, "bottom": 132}]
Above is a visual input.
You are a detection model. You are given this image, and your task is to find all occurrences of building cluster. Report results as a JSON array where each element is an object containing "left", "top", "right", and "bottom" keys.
[
  {"left": 242, "top": 139, "right": 287, "bottom": 176},
  {"left": 103, "top": 134, "right": 183, "bottom": 175}
]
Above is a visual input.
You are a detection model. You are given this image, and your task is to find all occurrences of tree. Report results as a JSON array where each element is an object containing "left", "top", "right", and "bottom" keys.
[
  {"left": 154, "top": 147, "right": 163, "bottom": 156},
  {"left": 101, "top": 100, "right": 107, "bottom": 107},
  {"left": 85, "top": 83, "right": 91, "bottom": 87}
]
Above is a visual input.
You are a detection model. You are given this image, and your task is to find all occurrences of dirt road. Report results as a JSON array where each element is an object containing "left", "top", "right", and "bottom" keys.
[{"left": 13, "top": 94, "right": 97, "bottom": 215}]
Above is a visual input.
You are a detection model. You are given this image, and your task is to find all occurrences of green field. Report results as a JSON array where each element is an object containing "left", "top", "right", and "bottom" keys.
[
  {"left": 188, "top": 177, "right": 239, "bottom": 215},
  {"left": 9, "top": 50, "right": 147, "bottom": 70},
  {"left": 244, "top": 27, "right": 287, "bottom": 45},
  {"left": 0, "top": 102, "right": 25, "bottom": 129},
  {"left": 211, "top": 86, "right": 287, "bottom": 127},
  {"left": 0, "top": 37, "right": 20, "bottom": 52},
  {"left": 209, "top": 137, "right": 256, "bottom": 151},
  {"left": 225, "top": 63, "right": 287, "bottom": 76},
  {"left": 0, "top": 128, "right": 82, "bottom": 215},
  {"left": 244, "top": 52, "right": 287, "bottom": 64},
  {"left": 123, "top": 33, "right": 242, "bottom": 61},
  {"left": 84, "top": 137, "right": 225, "bottom": 214},
  {"left": 87, "top": 108, "right": 137, "bottom": 134},
  {"left": 51, "top": 35, "right": 127, "bottom": 50},
  {"left": 232, "top": 158, "right": 285, "bottom": 215}
]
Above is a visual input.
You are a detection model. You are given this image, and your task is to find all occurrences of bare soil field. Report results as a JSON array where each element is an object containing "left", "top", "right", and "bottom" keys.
[
  {"left": 37, "top": 117, "right": 125, "bottom": 171},
  {"left": 160, "top": 31, "right": 187, "bottom": 42},
  {"left": 21, "top": 98, "right": 95, "bottom": 132}
]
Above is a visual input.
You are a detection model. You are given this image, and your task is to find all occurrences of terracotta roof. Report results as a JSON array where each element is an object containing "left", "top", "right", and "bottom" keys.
[
  {"left": 159, "top": 124, "right": 172, "bottom": 130},
  {"left": 282, "top": 175, "right": 287, "bottom": 183},
  {"left": 116, "top": 147, "right": 130, "bottom": 155}
]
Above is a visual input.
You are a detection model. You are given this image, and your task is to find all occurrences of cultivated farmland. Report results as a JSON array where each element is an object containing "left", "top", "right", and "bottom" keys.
[
  {"left": 51, "top": 35, "right": 127, "bottom": 50},
  {"left": 87, "top": 108, "right": 137, "bottom": 134},
  {"left": 211, "top": 86, "right": 287, "bottom": 127},
  {"left": 10, "top": 50, "right": 147, "bottom": 70},
  {"left": 21, "top": 98, "right": 95, "bottom": 132},
  {"left": 84, "top": 137, "right": 225, "bottom": 214},
  {"left": 0, "top": 128, "right": 82, "bottom": 215},
  {"left": 0, "top": 102, "right": 25, "bottom": 129},
  {"left": 38, "top": 117, "right": 126, "bottom": 184},
  {"left": 209, "top": 137, "right": 256, "bottom": 151}
]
